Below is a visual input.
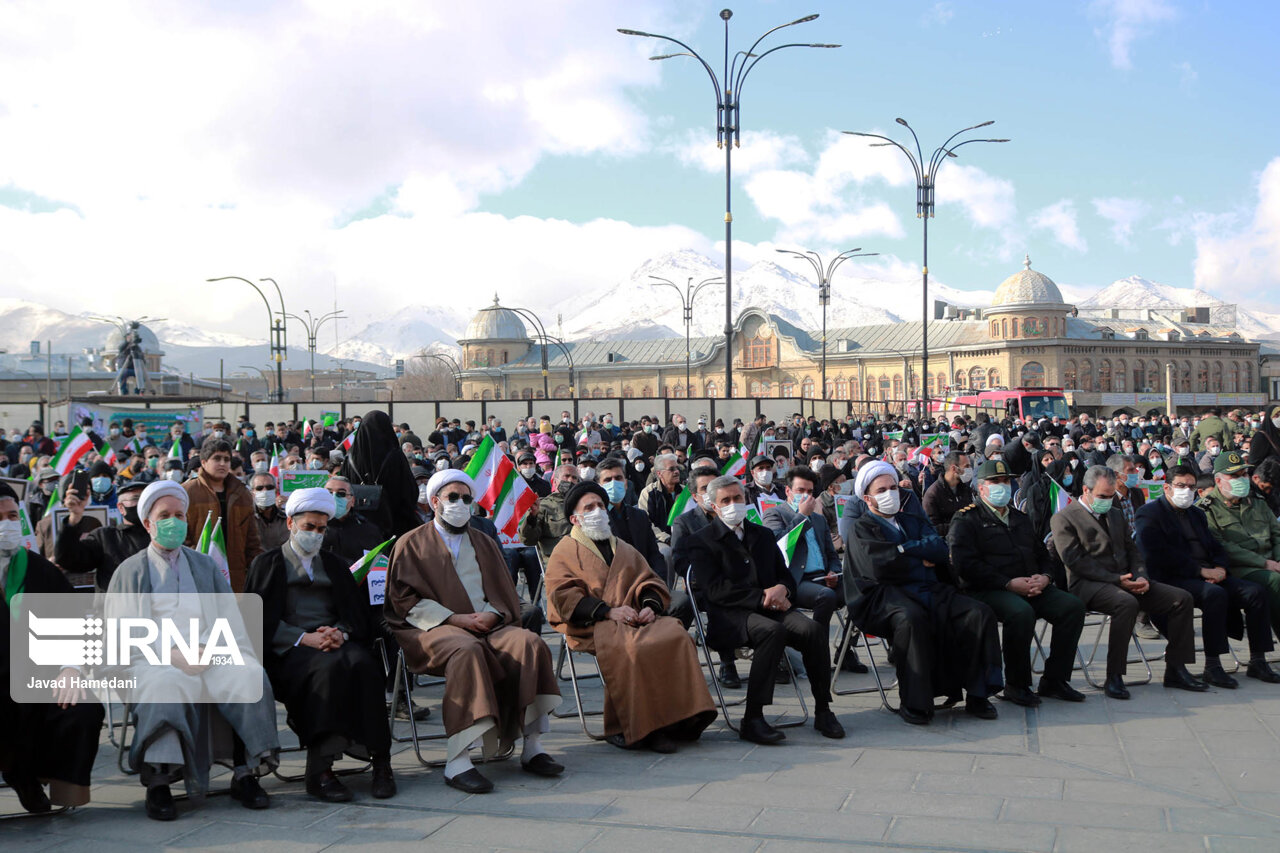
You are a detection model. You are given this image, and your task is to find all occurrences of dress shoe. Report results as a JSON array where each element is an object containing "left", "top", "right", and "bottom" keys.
[
  {"left": 145, "top": 784, "right": 176, "bottom": 821},
  {"left": 1201, "top": 661, "right": 1239, "bottom": 689},
  {"left": 898, "top": 706, "right": 930, "bottom": 726},
  {"left": 965, "top": 696, "right": 998, "bottom": 720},
  {"left": 717, "top": 663, "right": 742, "bottom": 689},
  {"left": 370, "top": 762, "right": 397, "bottom": 799},
  {"left": 813, "top": 709, "right": 846, "bottom": 739},
  {"left": 841, "top": 650, "right": 869, "bottom": 674},
  {"left": 646, "top": 731, "right": 678, "bottom": 753},
  {"left": 444, "top": 767, "right": 493, "bottom": 794},
  {"left": 2, "top": 771, "right": 50, "bottom": 814},
  {"left": 1163, "top": 663, "right": 1210, "bottom": 692},
  {"left": 393, "top": 698, "right": 431, "bottom": 721},
  {"left": 1104, "top": 674, "right": 1130, "bottom": 700},
  {"left": 1247, "top": 659, "right": 1280, "bottom": 683},
  {"left": 1037, "top": 678, "right": 1086, "bottom": 702},
  {"left": 229, "top": 774, "right": 270, "bottom": 809},
  {"left": 739, "top": 716, "right": 786, "bottom": 745},
  {"left": 305, "top": 769, "right": 353, "bottom": 803},
  {"left": 1001, "top": 685, "right": 1042, "bottom": 707},
  {"left": 521, "top": 753, "right": 565, "bottom": 777}
]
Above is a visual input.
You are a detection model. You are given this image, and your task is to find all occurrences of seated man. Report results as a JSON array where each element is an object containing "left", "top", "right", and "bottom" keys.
[
  {"left": 596, "top": 457, "right": 667, "bottom": 582},
  {"left": 107, "top": 480, "right": 280, "bottom": 821},
  {"left": 949, "top": 461, "right": 1087, "bottom": 707},
  {"left": 1135, "top": 463, "right": 1280, "bottom": 687},
  {"left": 687, "top": 475, "right": 844, "bottom": 744},
  {"left": 844, "top": 461, "right": 1004, "bottom": 725},
  {"left": 1051, "top": 464, "right": 1207, "bottom": 699},
  {"left": 244, "top": 488, "right": 396, "bottom": 803},
  {"left": 546, "top": 483, "right": 715, "bottom": 753},
  {"left": 1199, "top": 451, "right": 1280, "bottom": 652},
  {"left": 0, "top": 484, "right": 105, "bottom": 813},
  {"left": 384, "top": 469, "right": 562, "bottom": 795}
]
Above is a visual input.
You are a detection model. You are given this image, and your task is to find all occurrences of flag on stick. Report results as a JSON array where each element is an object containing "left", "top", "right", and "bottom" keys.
[{"left": 49, "top": 426, "right": 94, "bottom": 476}]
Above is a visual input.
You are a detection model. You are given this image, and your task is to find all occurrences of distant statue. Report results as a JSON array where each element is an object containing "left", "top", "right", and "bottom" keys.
[{"left": 114, "top": 321, "right": 148, "bottom": 395}]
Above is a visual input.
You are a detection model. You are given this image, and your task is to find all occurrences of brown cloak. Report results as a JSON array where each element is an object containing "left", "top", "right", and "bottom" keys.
[
  {"left": 546, "top": 528, "right": 715, "bottom": 744},
  {"left": 385, "top": 523, "right": 559, "bottom": 759}
]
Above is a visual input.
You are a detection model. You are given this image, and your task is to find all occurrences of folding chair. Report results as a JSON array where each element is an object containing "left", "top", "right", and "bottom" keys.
[
  {"left": 685, "top": 568, "right": 808, "bottom": 733},
  {"left": 830, "top": 613, "right": 899, "bottom": 712},
  {"left": 0, "top": 788, "right": 71, "bottom": 820},
  {"left": 541, "top": 582, "right": 608, "bottom": 739},
  {"left": 1074, "top": 611, "right": 1155, "bottom": 688}
]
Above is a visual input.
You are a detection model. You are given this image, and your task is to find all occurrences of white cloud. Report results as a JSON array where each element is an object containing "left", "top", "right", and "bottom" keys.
[
  {"left": 1093, "top": 196, "right": 1151, "bottom": 246},
  {"left": 672, "top": 130, "right": 808, "bottom": 176},
  {"left": 1029, "top": 200, "right": 1088, "bottom": 252},
  {"left": 922, "top": 2, "right": 955, "bottom": 27},
  {"left": 1090, "top": 0, "right": 1177, "bottom": 70},
  {"left": 1194, "top": 157, "right": 1280, "bottom": 296}
]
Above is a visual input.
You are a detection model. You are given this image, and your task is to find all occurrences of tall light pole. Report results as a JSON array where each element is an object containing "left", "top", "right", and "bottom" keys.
[
  {"left": 649, "top": 275, "right": 723, "bottom": 397},
  {"left": 415, "top": 351, "right": 463, "bottom": 399},
  {"left": 285, "top": 309, "right": 345, "bottom": 402},
  {"left": 774, "top": 248, "right": 878, "bottom": 399},
  {"left": 238, "top": 365, "right": 274, "bottom": 402},
  {"left": 209, "top": 275, "right": 289, "bottom": 402},
  {"left": 620, "top": 9, "right": 838, "bottom": 399},
  {"left": 508, "top": 306, "right": 553, "bottom": 399},
  {"left": 841, "top": 120, "right": 1008, "bottom": 419}
]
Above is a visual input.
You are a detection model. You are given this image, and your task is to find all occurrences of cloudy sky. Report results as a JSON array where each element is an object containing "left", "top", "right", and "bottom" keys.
[{"left": 1, "top": 0, "right": 1277, "bottom": 349}]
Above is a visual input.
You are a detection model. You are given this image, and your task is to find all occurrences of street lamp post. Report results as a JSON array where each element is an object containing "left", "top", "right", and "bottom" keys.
[
  {"left": 208, "top": 276, "right": 289, "bottom": 402},
  {"left": 544, "top": 336, "right": 577, "bottom": 399},
  {"left": 774, "top": 248, "right": 878, "bottom": 399},
  {"left": 620, "top": 9, "right": 838, "bottom": 399},
  {"left": 415, "top": 351, "right": 463, "bottom": 400},
  {"left": 649, "top": 275, "right": 723, "bottom": 397},
  {"left": 508, "top": 306, "right": 553, "bottom": 399},
  {"left": 285, "top": 309, "right": 345, "bottom": 402},
  {"left": 841, "top": 120, "right": 1008, "bottom": 419},
  {"left": 238, "top": 365, "right": 275, "bottom": 402}
]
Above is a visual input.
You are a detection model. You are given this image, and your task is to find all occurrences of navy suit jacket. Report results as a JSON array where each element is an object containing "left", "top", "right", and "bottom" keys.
[{"left": 1133, "top": 495, "right": 1228, "bottom": 583}]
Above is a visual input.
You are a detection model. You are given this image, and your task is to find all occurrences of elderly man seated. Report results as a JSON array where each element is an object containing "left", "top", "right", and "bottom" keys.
[
  {"left": 107, "top": 480, "right": 280, "bottom": 821},
  {"left": 384, "top": 469, "right": 562, "bottom": 795},
  {"left": 244, "top": 488, "right": 395, "bottom": 803},
  {"left": 546, "top": 482, "right": 715, "bottom": 754}
]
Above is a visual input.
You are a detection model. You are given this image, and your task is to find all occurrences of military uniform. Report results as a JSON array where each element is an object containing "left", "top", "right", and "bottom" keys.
[
  {"left": 948, "top": 460, "right": 1086, "bottom": 699},
  {"left": 520, "top": 490, "right": 570, "bottom": 563}
]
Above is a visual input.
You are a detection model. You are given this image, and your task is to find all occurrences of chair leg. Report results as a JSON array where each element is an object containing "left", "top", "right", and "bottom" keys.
[
  {"left": 1076, "top": 614, "right": 1110, "bottom": 689},
  {"left": 860, "top": 633, "right": 900, "bottom": 713},
  {"left": 1127, "top": 631, "right": 1155, "bottom": 685},
  {"left": 1031, "top": 620, "right": 1049, "bottom": 676},
  {"left": 554, "top": 637, "right": 609, "bottom": 741}
]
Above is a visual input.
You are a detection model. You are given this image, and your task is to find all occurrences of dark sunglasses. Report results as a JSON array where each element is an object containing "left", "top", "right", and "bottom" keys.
[{"left": 439, "top": 493, "right": 473, "bottom": 504}]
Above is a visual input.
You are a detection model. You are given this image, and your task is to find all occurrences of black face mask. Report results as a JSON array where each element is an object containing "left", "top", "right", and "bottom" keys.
[
  {"left": 557, "top": 481, "right": 574, "bottom": 496},
  {"left": 122, "top": 504, "right": 140, "bottom": 526}
]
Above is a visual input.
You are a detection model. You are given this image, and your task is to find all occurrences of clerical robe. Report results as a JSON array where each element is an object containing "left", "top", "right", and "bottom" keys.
[
  {"left": 385, "top": 522, "right": 559, "bottom": 761},
  {"left": 546, "top": 527, "right": 715, "bottom": 745}
]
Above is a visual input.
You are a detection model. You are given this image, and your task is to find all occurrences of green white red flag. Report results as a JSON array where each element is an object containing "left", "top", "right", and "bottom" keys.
[
  {"left": 350, "top": 537, "right": 395, "bottom": 583},
  {"left": 666, "top": 486, "right": 696, "bottom": 527},
  {"left": 777, "top": 520, "right": 806, "bottom": 568},
  {"left": 464, "top": 436, "right": 538, "bottom": 537},
  {"left": 97, "top": 440, "right": 117, "bottom": 467},
  {"left": 49, "top": 426, "right": 94, "bottom": 476},
  {"left": 1049, "top": 479, "right": 1072, "bottom": 514},
  {"left": 196, "top": 512, "right": 230, "bottom": 584},
  {"left": 720, "top": 451, "right": 746, "bottom": 478}
]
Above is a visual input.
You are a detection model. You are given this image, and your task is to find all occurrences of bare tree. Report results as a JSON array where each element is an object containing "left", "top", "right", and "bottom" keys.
[{"left": 392, "top": 357, "right": 455, "bottom": 399}]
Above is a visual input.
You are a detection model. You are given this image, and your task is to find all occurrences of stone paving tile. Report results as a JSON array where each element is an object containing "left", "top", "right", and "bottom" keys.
[
  {"left": 886, "top": 815, "right": 1056, "bottom": 852},
  {"left": 1207, "top": 836, "right": 1280, "bottom": 853},
  {"left": 165, "top": 820, "right": 347, "bottom": 851},
  {"left": 842, "top": 789, "right": 1006, "bottom": 820},
  {"left": 1062, "top": 777, "right": 1219, "bottom": 807},
  {"left": 1168, "top": 805, "right": 1280, "bottom": 839},
  {"left": 580, "top": 827, "right": 760, "bottom": 853},
  {"left": 1001, "top": 796, "right": 1169, "bottom": 831},
  {"left": 1053, "top": 826, "right": 1210, "bottom": 853},
  {"left": 593, "top": 794, "right": 763, "bottom": 832},
  {"left": 1127, "top": 763, "right": 1238, "bottom": 805},
  {"left": 307, "top": 803, "right": 457, "bottom": 840},
  {"left": 690, "top": 779, "right": 851, "bottom": 811},
  {"left": 852, "top": 747, "right": 975, "bottom": 773},
  {"left": 1207, "top": 757, "right": 1280, "bottom": 793},
  {"left": 971, "top": 751, "right": 1119, "bottom": 780},
  {"left": 914, "top": 770, "right": 1063, "bottom": 799},
  {"left": 423, "top": 814, "right": 605, "bottom": 851},
  {"left": 748, "top": 806, "right": 891, "bottom": 843}
]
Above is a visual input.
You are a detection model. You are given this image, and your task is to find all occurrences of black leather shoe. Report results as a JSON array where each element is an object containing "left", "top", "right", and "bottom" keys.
[
  {"left": 717, "top": 663, "right": 742, "bottom": 689},
  {"left": 305, "top": 769, "right": 353, "bottom": 803},
  {"left": 521, "top": 753, "right": 565, "bottom": 777},
  {"left": 647, "top": 731, "right": 678, "bottom": 753},
  {"left": 1001, "top": 685, "right": 1042, "bottom": 707},
  {"left": 371, "top": 762, "right": 396, "bottom": 799},
  {"left": 229, "top": 774, "right": 270, "bottom": 809},
  {"left": 813, "top": 709, "right": 846, "bottom": 739},
  {"left": 1163, "top": 663, "right": 1210, "bottom": 692},
  {"left": 444, "top": 767, "right": 493, "bottom": 794},
  {"left": 1104, "top": 674, "right": 1130, "bottom": 700},
  {"left": 1037, "top": 678, "right": 1086, "bottom": 702},
  {"left": 393, "top": 698, "right": 431, "bottom": 721},
  {"left": 841, "top": 650, "right": 869, "bottom": 674},
  {"left": 145, "top": 784, "right": 176, "bottom": 821},
  {"left": 739, "top": 716, "right": 786, "bottom": 745},
  {"left": 1247, "top": 659, "right": 1280, "bottom": 683},
  {"left": 899, "top": 706, "right": 930, "bottom": 726},
  {"left": 965, "top": 697, "right": 998, "bottom": 720},
  {"left": 2, "top": 772, "right": 50, "bottom": 814},
  {"left": 1201, "top": 662, "right": 1239, "bottom": 689}
]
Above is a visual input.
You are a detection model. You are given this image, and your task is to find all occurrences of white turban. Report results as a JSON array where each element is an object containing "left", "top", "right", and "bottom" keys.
[
  {"left": 985, "top": 434, "right": 1005, "bottom": 447},
  {"left": 426, "top": 468, "right": 474, "bottom": 503},
  {"left": 139, "top": 479, "right": 189, "bottom": 522},
  {"left": 854, "top": 460, "right": 897, "bottom": 498},
  {"left": 285, "top": 487, "right": 336, "bottom": 518}
]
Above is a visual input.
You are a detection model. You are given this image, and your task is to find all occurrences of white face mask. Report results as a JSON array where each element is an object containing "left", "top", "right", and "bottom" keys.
[
  {"left": 1208, "top": 445, "right": 1222, "bottom": 457},
  {"left": 519, "top": 466, "right": 537, "bottom": 478},
  {"left": 437, "top": 498, "right": 471, "bottom": 528},
  {"left": 1273, "top": 417, "right": 1280, "bottom": 429},
  {"left": 291, "top": 529, "right": 324, "bottom": 557},
  {"left": 959, "top": 468, "right": 975, "bottom": 484},
  {"left": 873, "top": 489, "right": 901, "bottom": 515},
  {"left": 634, "top": 462, "right": 645, "bottom": 472},
  {"left": 577, "top": 507, "right": 612, "bottom": 540},
  {"left": 717, "top": 501, "right": 747, "bottom": 527},
  {"left": 253, "top": 460, "right": 269, "bottom": 473},
  {"left": 753, "top": 470, "right": 774, "bottom": 487},
  {"left": 166, "top": 471, "right": 185, "bottom": 482},
  {"left": 253, "top": 489, "right": 276, "bottom": 508},
  {"left": 676, "top": 422, "right": 687, "bottom": 431},
  {"left": 0, "top": 519, "right": 22, "bottom": 553},
  {"left": 1170, "top": 486, "right": 1196, "bottom": 509},
  {"left": 417, "top": 484, "right": 431, "bottom": 504},
  {"left": 579, "top": 466, "right": 596, "bottom": 481}
]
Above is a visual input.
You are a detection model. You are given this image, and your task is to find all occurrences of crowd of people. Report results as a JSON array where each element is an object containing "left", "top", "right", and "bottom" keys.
[{"left": 4, "top": 402, "right": 1280, "bottom": 819}]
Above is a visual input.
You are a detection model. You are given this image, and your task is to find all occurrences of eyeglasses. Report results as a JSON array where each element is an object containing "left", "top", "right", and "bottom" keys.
[
  {"left": 251, "top": 484, "right": 275, "bottom": 492},
  {"left": 439, "top": 493, "right": 473, "bottom": 504}
]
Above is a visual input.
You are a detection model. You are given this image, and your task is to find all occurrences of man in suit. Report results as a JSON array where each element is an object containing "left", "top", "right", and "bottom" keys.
[
  {"left": 688, "top": 475, "right": 844, "bottom": 744},
  {"left": 761, "top": 466, "right": 841, "bottom": 646},
  {"left": 596, "top": 457, "right": 667, "bottom": 580},
  {"left": 670, "top": 466, "right": 738, "bottom": 683},
  {"left": 1050, "top": 464, "right": 1207, "bottom": 699},
  {"left": 1135, "top": 463, "right": 1280, "bottom": 687}
]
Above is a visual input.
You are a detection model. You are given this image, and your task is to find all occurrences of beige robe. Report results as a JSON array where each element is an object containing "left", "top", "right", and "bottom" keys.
[
  {"left": 546, "top": 527, "right": 716, "bottom": 745},
  {"left": 385, "top": 523, "right": 559, "bottom": 760}
]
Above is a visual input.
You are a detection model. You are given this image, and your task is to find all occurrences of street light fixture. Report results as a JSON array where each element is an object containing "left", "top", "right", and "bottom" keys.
[
  {"left": 649, "top": 275, "right": 723, "bottom": 398},
  {"left": 414, "top": 351, "right": 463, "bottom": 400},
  {"left": 238, "top": 365, "right": 275, "bottom": 402},
  {"left": 841, "top": 120, "right": 1008, "bottom": 419},
  {"left": 774, "top": 248, "right": 878, "bottom": 399},
  {"left": 209, "top": 275, "right": 289, "bottom": 402},
  {"left": 284, "top": 309, "right": 345, "bottom": 402},
  {"left": 620, "top": 9, "right": 837, "bottom": 399},
  {"left": 507, "top": 306, "right": 554, "bottom": 400}
]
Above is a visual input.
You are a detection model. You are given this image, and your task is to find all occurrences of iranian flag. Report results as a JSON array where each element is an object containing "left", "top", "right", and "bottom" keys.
[
  {"left": 98, "top": 440, "right": 117, "bottom": 467},
  {"left": 341, "top": 431, "right": 356, "bottom": 452},
  {"left": 49, "top": 426, "right": 94, "bottom": 476},
  {"left": 302, "top": 420, "right": 313, "bottom": 440},
  {"left": 167, "top": 439, "right": 182, "bottom": 460},
  {"left": 350, "top": 536, "right": 395, "bottom": 583},
  {"left": 130, "top": 436, "right": 145, "bottom": 453},
  {"left": 666, "top": 486, "right": 696, "bottom": 526},
  {"left": 757, "top": 494, "right": 783, "bottom": 518},
  {"left": 777, "top": 520, "right": 806, "bottom": 568},
  {"left": 268, "top": 450, "right": 281, "bottom": 481},
  {"left": 1049, "top": 478, "right": 1072, "bottom": 514},
  {"left": 196, "top": 512, "right": 230, "bottom": 584},
  {"left": 883, "top": 430, "right": 904, "bottom": 441},
  {"left": 912, "top": 433, "right": 947, "bottom": 463},
  {"left": 464, "top": 436, "right": 538, "bottom": 537},
  {"left": 720, "top": 451, "right": 746, "bottom": 478}
]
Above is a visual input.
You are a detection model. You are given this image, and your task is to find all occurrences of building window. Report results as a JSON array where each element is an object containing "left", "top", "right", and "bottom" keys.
[
  {"left": 672, "top": 383, "right": 686, "bottom": 398},
  {"left": 801, "top": 377, "right": 815, "bottom": 398},
  {"left": 937, "top": 372, "right": 947, "bottom": 394},
  {"left": 988, "top": 367, "right": 1001, "bottom": 388},
  {"left": 954, "top": 369, "right": 967, "bottom": 389},
  {"left": 1079, "top": 359, "right": 1094, "bottom": 392},
  {"left": 835, "top": 380, "right": 848, "bottom": 399},
  {"left": 1210, "top": 362, "right": 1223, "bottom": 392},
  {"left": 927, "top": 373, "right": 935, "bottom": 395},
  {"left": 1063, "top": 360, "right": 1077, "bottom": 389},
  {"left": 1197, "top": 361, "right": 1209, "bottom": 393},
  {"left": 741, "top": 336, "right": 773, "bottom": 368},
  {"left": 521, "top": 388, "right": 533, "bottom": 399},
  {"left": 780, "top": 381, "right": 795, "bottom": 397},
  {"left": 1228, "top": 362, "right": 1239, "bottom": 393},
  {"left": 824, "top": 381, "right": 834, "bottom": 399},
  {"left": 1098, "top": 359, "right": 1112, "bottom": 392},
  {"left": 1020, "top": 362, "right": 1045, "bottom": 387},
  {"left": 1147, "top": 363, "right": 1160, "bottom": 392},
  {"left": 622, "top": 385, "right": 634, "bottom": 397},
  {"left": 968, "top": 366, "right": 987, "bottom": 390},
  {"left": 1180, "top": 361, "right": 1192, "bottom": 393},
  {"left": 501, "top": 351, "right": 508, "bottom": 364},
  {"left": 893, "top": 374, "right": 903, "bottom": 399},
  {"left": 1114, "top": 360, "right": 1127, "bottom": 393},
  {"left": 642, "top": 385, "right": 654, "bottom": 398},
  {"left": 1245, "top": 361, "right": 1255, "bottom": 391},
  {"left": 481, "top": 389, "right": 492, "bottom": 401},
  {"left": 703, "top": 381, "right": 716, "bottom": 399},
  {"left": 877, "top": 376, "right": 889, "bottom": 398}
]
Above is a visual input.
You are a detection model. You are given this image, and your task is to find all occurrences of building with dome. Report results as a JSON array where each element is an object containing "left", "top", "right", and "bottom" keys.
[{"left": 456, "top": 257, "right": 1265, "bottom": 416}]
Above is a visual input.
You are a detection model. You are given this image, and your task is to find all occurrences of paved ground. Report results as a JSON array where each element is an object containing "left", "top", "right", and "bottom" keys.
[{"left": 6, "top": 630, "right": 1280, "bottom": 852}]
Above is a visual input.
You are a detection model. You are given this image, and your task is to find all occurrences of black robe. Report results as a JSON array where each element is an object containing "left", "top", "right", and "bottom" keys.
[{"left": 339, "top": 410, "right": 420, "bottom": 539}]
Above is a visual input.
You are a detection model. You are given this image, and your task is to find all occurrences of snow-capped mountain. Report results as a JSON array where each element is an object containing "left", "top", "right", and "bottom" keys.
[
  {"left": 325, "top": 306, "right": 465, "bottom": 365},
  {"left": 1079, "top": 275, "right": 1224, "bottom": 309}
]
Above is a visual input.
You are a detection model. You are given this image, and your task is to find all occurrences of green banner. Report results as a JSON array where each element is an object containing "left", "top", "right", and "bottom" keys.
[{"left": 280, "top": 470, "right": 331, "bottom": 494}]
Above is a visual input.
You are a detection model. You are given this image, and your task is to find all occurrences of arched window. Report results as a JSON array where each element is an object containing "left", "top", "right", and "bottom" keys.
[
  {"left": 1114, "top": 360, "right": 1127, "bottom": 393},
  {"left": 1245, "top": 361, "right": 1255, "bottom": 391},
  {"left": 927, "top": 373, "right": 935, "bottom": 395},
  {"left": 824, "top": 381, "right": 834, "bottom": 399},
  {"left": 968, "top": 366, "right": 987, "bottom": 390},
  {"left": 835, "top": 379, "right": 848, "bottom": 399},
  {"left": 801, "top": 377, "right": 815, "bottom": 398},
  {"left": 1228, "top": 362, "right": 1239, "bottom": 393},
  {"left": 1098, "top": 359, "right": 1112, "bottom": 392},
  {"left": 879, "top": 376, "right": 891, "bottom": 399},
  {"left": 1131, "top": 359, "right": 1144, "bottom": 391},
  {"left": 1179, "top": 361, "right": 1191, "bottom": 393},
  {"left": 741, "top": 336, "right": 773, "bottom": 368},
  {"left": 1196, "top": 361, "right": 1209, "bottom": 392},
  {"left": 1010, "top": 319, "right": 1019, "bottom": 339},
  {"left": 672, "top": 382, "right": 686, "bottom": 398},
  {"left": 1020, "top": 362, "right": 1045, "bottom": 387},
  {"left": 988, "top": 367, "right": 1001, "bottom": 388},
  {"left": 1079, "top": 359, "right": 1094, "bottom": 392},
  {"left": 937, "top": 372, "right": 947, "bottom": 394},
  {"left": 703, "top": 381, "right": 716, "bottom": 399},
  {"left": 472, "top": 392, "right": 480, "bottom": 400},
  {"left": 535, "top": 389, "right": 546, "bottom": 399},
  {"left": 605, "top": 387, "right": 615, "bottom": 397},
  {"left": 481, "top": 389, "right": 492, "bottom": 401},
  {"left": 1210, "top": 363, "right": 1223, "bottom": 393},
  {"left": 1147, "top": 362, "right": 1160, "bottom": 392},
  {"left": 955, "top": 369, "right": 967, "bottom": 389},
  {"left": 893, "top": 374, "right": 904, "bottom": 399},
  {"left": 521, "top": 387, "right": 533, "bottom": 399},
  {"left": 760, "top": 381, "right": 772, "bottom": 397},
  {"left": 780, "top": 381, "right": 795, "bottom": 397},
  {"left": 1063, "top": 360, "right": 1077, "bottom": 389},
  {"left": 552, "top": 384, "right": 568, "bottom": 397}
]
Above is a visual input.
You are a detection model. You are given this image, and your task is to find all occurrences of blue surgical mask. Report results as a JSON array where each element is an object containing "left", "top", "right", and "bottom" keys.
[
  {"left": 333, "top": 495, "right": 349, "bottom": 519},
  {"left": 985, "top": 483, "right": 1011, "bottom": 508},
  {"left": 1125, "top": 473, "right": 1140, "bottom": 488},
  {"left": 245, "top": 430, "right": 255, "bottom": 438},
  {"left": 601, "top": 480, "right": 626, "bottom": 505},
  {"left": 91, "top": 476, "right": 111, "bottom": 493},
  {"left": 1063, "top": 474, "right": 1074, "bottom": 486}
]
